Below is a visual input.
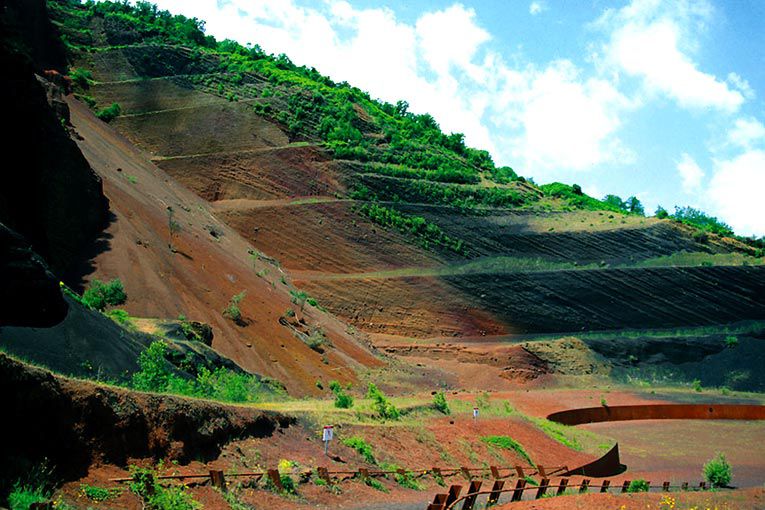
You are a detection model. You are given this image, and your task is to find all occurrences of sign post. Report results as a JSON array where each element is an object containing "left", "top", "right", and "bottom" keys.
[
  {"left": 322, "top": 425, "right": 334, "bottom": 455},
  {"left": 473, "top": 407, "right": 479, "bottom": 422}
]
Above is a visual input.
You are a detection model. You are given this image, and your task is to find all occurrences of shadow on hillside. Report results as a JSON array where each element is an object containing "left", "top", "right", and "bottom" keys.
[{"left": 63, "top": 210, "right": 117, "bottom": 293}]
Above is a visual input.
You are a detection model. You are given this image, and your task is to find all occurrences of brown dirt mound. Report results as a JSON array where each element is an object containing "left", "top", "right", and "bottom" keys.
[{"left": 0, "top": 354, "right": 293, "bottom": 495}]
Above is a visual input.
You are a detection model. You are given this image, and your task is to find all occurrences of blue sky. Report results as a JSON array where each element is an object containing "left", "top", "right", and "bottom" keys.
[{"left": 142, "top": 0, "right": 765, "bottom": 236}]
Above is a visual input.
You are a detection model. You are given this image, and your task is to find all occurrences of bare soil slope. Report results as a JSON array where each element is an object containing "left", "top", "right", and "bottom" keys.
[{"left": 66, "top": 97, "right": 380, "bottom": 394}]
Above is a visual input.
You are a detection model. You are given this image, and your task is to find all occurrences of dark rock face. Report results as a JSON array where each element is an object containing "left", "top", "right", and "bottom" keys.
[
  {"left": 0, "top": 16, "right": 109, "bottom": 277},
  {"left": 0, "top": 223, "right": 67, "bottom": 327},
  {"left": 1, "top": 0, "right": 68, "bottom": 72},
  {"left": 185, "top": 321, "right": 215, "bottom": 346}
]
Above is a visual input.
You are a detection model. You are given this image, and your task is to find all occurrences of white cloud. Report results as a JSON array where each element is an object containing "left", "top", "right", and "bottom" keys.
[
  {"left": 676, "top": 153, "right": 704, "bottom": 193},
  {"left": 416, "top": 5, "right": 490, "bottom": 78},
  {"left": 529, "top": 2, "right": 545, "bottom": 16},
  {"left": 707, "top": 150, "right": 765, "bottom": 236},
  {"left": 597, "top": 0, "right": 744, "bottom": 111},
  {"left": 728, "top": 118, "right": 765, "bottom": 150},
  {"left": 495, "top": 60, "right": 634, "bottom": 173},
  {"left": 140, "top": 0, "right": 638, "bottom": 177},
  {"left": 727, "top": 72, "right": 755, "bottom": 100}
]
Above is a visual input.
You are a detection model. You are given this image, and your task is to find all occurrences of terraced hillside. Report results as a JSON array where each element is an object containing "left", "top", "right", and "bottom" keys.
[{"left": 52, "top": 1, "right": 765, "bottom": 345}]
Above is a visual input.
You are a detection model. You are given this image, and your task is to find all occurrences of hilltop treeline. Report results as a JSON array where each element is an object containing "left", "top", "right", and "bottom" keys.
[{"left": 50, "top": 0, "right": 760, "bottom": 245}]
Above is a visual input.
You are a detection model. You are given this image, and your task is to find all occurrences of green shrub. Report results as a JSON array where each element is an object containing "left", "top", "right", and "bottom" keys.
[
  {"left": 692, "top": 379, "right": 703, "bottom": 392},
  {"left": 480, "top": 436, "right": 534, "bottom": 466},
  {"left": 131, "top": 340, "right": 277, "bottom": 402},
  {"left": 129, "top": 465, "right": 200, "bottom": 510},
  {"left": 80, "top": 484, "right": 121, "bottom": 502},
  {"left": 223, "top": 291, "right": 246, "bottom": 322},
  {"left": 8, "top": 484, "right": 49, "bottom": 510},
  {"left": 267, "top": 460, "right": 297, "bottom": 495},
  {"left": 341, "top": 436, "right": 376, "bottom": 464},
  {"left": 703, "top": 453, "right": 732, "bottom": 488},
  {"left": 655, "top": 206, "right": 669, "bottom": 219},
  {"left": 96, "top": 102, "right": 122, "bottom": 122},
  {"left": 692, "top": 230, "right": 709, "bottom": 243},
  {"left": 357, "top": 203, "right": 467, "bottom": 255},
  {"left": 724, "top": 336, "right": 738, "bottom": 348},
  {"left": 627, "top": 479, "right": 650, "bottom": 492},
  {"left": 82, "top": 278, "right": 127, "bottom": 311},
  {"left": 329, "top": 380, "right": 354, "bottom": 409},
  {"left": 385, "top": 464, "right": 422, "bottom": 490},
  {"left": 367, "top": 383, "right": 400, "bottom": 420},
  {"left": 306, "top": 327, "right": 328, "bottom": 352},
  {"left": 433, "top": 391, "right": 450, "bottom": 414},
  {"left": 363, "top": 477, "right": 388, "bottom": 492},
  {"left": 69, "top": 68, "right": 93, "bottom": 90},
  {"left": 131, "top": 340, "right": 172, "bottom": 392},
  {"left": 106, "top": 309, "right": 133, "bottom": 327}
]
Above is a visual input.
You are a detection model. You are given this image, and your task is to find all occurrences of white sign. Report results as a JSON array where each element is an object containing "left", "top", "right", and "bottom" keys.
[
  {"left": 473, "top": 407, "right": 479, "bottom": 419},
  {"left": 322, "top": 425, "right": 334, "bottom": 442}
]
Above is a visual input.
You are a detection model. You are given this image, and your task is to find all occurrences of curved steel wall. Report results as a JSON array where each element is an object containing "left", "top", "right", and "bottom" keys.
[{"left": 547, "top": 404, "right": 765, "bottom": 426}]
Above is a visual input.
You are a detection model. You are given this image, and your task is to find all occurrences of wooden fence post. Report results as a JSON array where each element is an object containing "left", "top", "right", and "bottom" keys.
[
  {"left": 535, "top": 478, "right": 550, "bottom": 499},
  {"left": 621, "top": 480, "right": 630, "bottom": 493},
  {"left": 445, "top": 485, "right": 463, "bottom": 507},
  {"left": 579, "top": 479, "right": 590, "bottom": 493},
  {"left": 557, "top": 478, "right": 569, "bottom": 496},
  {"left": 487, "top": 480, "right": 506, "bottom": 506},
  {"left": 428, "top": 493, "right": 447, "bottom": 510},
  {"left": 267, "top": 469, "right": 283, "bottom": 491},
  {"left": 209, "top": 470, "right": 226, "bottom": 492},
  {"left": 461, "top": 480, "right": 483, "bottom": 510},
  {"left": 510, "top": 479, "right": 525, "bottom": 502},
  {"left": 600, "top": 480, "right": 610, "bottom": 493}
]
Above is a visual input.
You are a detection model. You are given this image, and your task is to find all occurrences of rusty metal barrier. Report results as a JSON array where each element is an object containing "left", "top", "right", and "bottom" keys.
[
  {"left": 427, "top": 479, "right": 714, "bottom": 509},
  {"left": 547, "top": 404, "right": 765, "bottom": 426},
  {"left": 109, "top": 463, "right": 567, "bottom": 489}
]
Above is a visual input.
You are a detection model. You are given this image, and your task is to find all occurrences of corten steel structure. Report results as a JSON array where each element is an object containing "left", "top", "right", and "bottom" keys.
[{"left": 547, "top": 404, "right": 765, "bottom": 425}]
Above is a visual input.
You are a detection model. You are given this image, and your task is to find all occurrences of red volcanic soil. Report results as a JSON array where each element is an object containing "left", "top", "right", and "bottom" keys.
[
  {"left": 583, "top": 420, "right": 765, "bottom": 488},
  {"left": 215, "top": 200, "right": 445, "bottom": 273},
  {"left": 494, "top": 487, "right": 765, "bottom": 510},
  {"left": 66, "top": 97, "right": 381, "bottom": 395},
  {"left": 295, "top": 275, "right": 508, "bottom": 338},
  {"left": 156, "top": 145, "right": 342, "bottom": 202}
]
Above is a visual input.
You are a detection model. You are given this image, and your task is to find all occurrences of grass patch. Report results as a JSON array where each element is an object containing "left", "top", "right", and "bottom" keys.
[
  {"left": 527, "top": 417, "right": 583, "bottom": 451},
  {"left": 80, "top": 484, "right": 122, "bottom": 502},
  {"left": 129, "top": 464, "right": 201, "bottom": 509},
  {"left": 131, "top": 340, "right": 282, "bottom": 402},
  {"left": 341, "top": 436, "right": 376, "bottom": 465},
  {"left": 480, "top": 436, "right": 534, "bottom": 466}
]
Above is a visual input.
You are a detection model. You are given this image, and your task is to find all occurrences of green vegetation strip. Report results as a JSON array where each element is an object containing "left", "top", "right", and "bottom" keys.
[
  {"left": 357, "top": 203, "right": 468, "bottom": 255},
  {"left": 480, "top": 436, "right": 535, "bottom": 466}
]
